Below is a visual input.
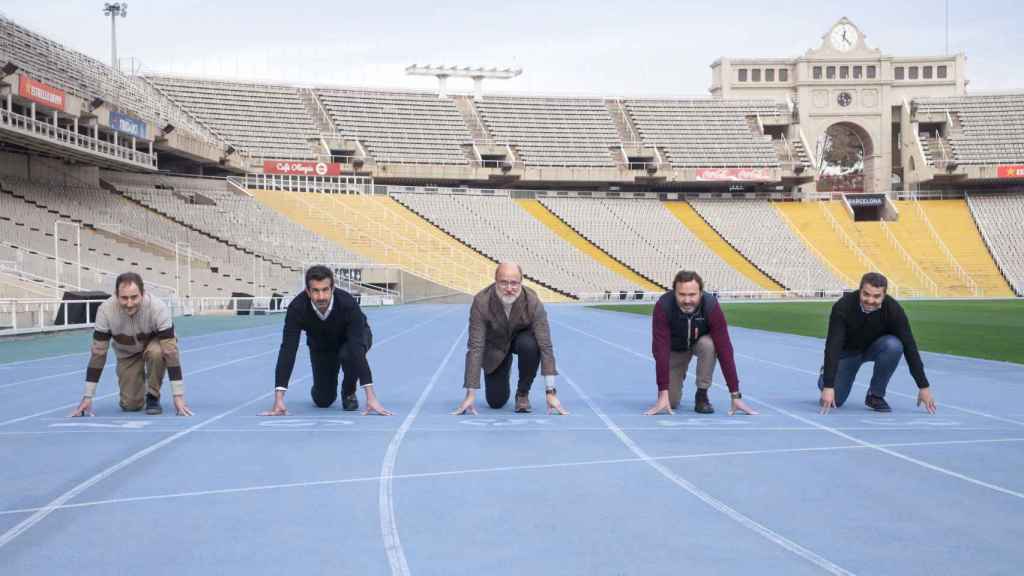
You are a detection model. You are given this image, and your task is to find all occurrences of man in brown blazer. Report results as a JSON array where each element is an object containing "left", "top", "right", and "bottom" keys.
[{"left": 452, "top": 262, "right": 568, "bottom": 416}]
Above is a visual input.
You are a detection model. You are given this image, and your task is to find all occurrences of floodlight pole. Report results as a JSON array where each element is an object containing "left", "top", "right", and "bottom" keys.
[
  {"left": 103, "top": 2, "right": 127, "bottom": 70},
  {"left": 405, "top": 65, "right": 523, "bottom": 100}
]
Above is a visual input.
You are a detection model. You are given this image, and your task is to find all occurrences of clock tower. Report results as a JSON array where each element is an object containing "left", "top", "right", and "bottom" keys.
[{"left": 710, "top": 18, "right": 967, "bottom": 193}]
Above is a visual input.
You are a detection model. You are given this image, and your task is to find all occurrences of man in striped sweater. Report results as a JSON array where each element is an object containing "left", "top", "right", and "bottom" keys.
[{"left": 70, "top": 272, "right": 192, "bottom": 417}]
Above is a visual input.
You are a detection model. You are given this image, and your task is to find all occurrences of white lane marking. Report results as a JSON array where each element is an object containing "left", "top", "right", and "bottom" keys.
[
  {"left": 3, "top": 436, "right": 1021, "bottom": 518},
  {"left": 562, "top": 371, "right": 855, "bottom": 576},
  {"left": 379, "top": 325, "right": 466, "bottom": 576}
]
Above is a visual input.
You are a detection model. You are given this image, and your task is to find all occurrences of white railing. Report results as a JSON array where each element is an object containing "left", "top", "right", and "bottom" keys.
[
  {"left": 774, "top": 204, "right": 854, "bottom": 288},
  {"left": 910, "top": 128, "right": 932, "bottom": 170},
  {"left": 0, "top": 239, "right": 179, "bottom": 301},
  {"left": 195, "top": 296, "right": 290, "bottom": 316},
  {"left": 0, "top": 263, "right": 68, "bottom": 297},
  {"left": 613, "top": 99, "right": 640, "bottom": 143},
  {"left": 92, "top": 221, "right": 216, "bottom": 268},
  {"left": 195, "top": 293, "right": 393, "bottom": 316},
  {"left": 0, "top": 107, "right": 157, "bottom": 169},
  {"left": 0, "top": 298, "right": 104, "bottom": 336},
  {"left": 879, "top": 220, "right": 940, "bottom": 296},
  {"left": 964, "top": 193, "right": 1018, "bottom": 296},
  {"left": 0, "top": 296, "right": 190, "bottom": 337},
  {"left": 818, "top": 202, "right": 885, "bottom": 279},
  {"left": 574, "top": 289, "right": 847, "bottom": 303},
  {"left": 308, "top": 88, "right": 336, "bottom": 134},
  {"left": 908, "top": 197, "right": 980, "bottom": 295},
  {"left": 235, "top": 173, "right": 373, "bottom": 195}
]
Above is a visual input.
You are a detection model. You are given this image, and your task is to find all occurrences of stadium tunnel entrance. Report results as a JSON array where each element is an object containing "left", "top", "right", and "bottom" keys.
[{"left": 817, "top": 121, "right": 876, "bottom": 194}]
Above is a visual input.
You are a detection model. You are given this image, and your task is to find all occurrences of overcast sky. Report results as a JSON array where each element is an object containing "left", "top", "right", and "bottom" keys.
[{"left": 3, "top": 1, "right": 1020, "bottom": 96}]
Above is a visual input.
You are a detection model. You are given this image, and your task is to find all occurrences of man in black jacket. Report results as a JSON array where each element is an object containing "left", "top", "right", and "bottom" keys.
[
  {"left": 262, "top": 266, "right": 392, "bottom": 416},
  {"left": 818, "top": 272, "right": 937, "bottom": 415}
]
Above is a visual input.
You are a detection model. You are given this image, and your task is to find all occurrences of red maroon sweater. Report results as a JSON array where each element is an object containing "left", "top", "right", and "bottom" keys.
[{"left": 651, "top": 293, "right": 741, "bottom": 393}]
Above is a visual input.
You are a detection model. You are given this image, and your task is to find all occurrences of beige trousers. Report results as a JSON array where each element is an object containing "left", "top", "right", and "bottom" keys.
[
  {"left": 668, "top": 335, "right": 716, "bottom": 409},
  {"left": 116, "top": 340, "right": 166, "bottom": 411}
]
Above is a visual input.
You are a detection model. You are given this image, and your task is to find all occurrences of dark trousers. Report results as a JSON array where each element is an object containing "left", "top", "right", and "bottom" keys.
[
  {"left": 310, "top": 336, "right": 373, "bottom": 408},
  {"left": 485, "top": 331, "right": 541, "bottom": 409},
  {"left": 817, "top": 335, "right": 903, "bottom": 407}
]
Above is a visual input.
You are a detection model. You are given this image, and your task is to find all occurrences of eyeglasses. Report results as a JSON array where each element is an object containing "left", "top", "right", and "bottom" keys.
[{"left": 497, "top": 280, "right": 521, "bottom": 288}]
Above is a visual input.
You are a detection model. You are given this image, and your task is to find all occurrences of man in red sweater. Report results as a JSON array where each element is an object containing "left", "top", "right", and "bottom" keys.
[{"left": 646, "top": 270, "right": 758, "bottom": 416}]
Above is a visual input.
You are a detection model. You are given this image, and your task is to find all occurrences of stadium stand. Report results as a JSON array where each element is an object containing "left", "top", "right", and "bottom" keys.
[
  {"left": 392, "top": 191, "right": 645, "bottom": 297},
  {"left": 773, "top": 201, "right": 865, "bottom": 289},
  {"left": 540, "top": 197, "right": 763, "bottom": 292},
  {"left": 474, "top": 97, "right": 619, "bottom": 167},
  {"left": 107, "top": 173, "right": 364, "bottom": 271},
  {"left": 251, "top": 188, "right": 567, "bottom": 301},
  {"left": 0, "top": 17, "right": 225, "bottom": 149},
  {"left": 0, "top": 175, "right": 292, "bottom": 297},
  {"left": 916, "top": 199, "right": 1014, "bottom": 296},
  {"left": 147, "top": 76, "right": 318, "bottom": 159},
  {"left": 689, "top": 199, "right": 845, "bottom": 291},
  {"left": 315, "top": 89, "right": 472, "bottom": 164},
  {"left": 823, "top": 202, "right": 938, "bottom": 297},
  {"left": 888, "top": 200, "right": 978, "bottom": 297},
  {"left": 914, "top": 95, "right": 1024, "bottom": 165},
  {"left": 623, "top": 99, "right": 783, "bottom": 167},
  {"left": 965, "top": 193, "right": 1024, "bottom": 295}
]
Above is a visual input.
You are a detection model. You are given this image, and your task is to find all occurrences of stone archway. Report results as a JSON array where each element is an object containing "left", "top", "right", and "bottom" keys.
[{"left": 817, "top": 121, "right": 876, "bottom": 193}]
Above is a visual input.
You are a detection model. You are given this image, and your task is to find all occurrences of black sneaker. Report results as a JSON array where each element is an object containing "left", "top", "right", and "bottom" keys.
[
  {"left": 145, "top": 394, "right": 163, "bottom": 415},
  {"left": 342, "top": 394, "right": 359, "bottom": 411},
  {"left": 694, "top": 389, "right": 714, "bottom": 414},
  {"left": 865, "top": 394, "right": 892, "bottom": 412}
]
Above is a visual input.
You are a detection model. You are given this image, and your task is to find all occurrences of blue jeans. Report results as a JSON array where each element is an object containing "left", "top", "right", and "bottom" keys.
[{"left": 817, "top": 335, "right": 904, "bottom": 407}]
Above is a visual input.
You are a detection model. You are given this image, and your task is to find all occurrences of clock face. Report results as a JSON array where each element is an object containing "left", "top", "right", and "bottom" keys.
[
  {"left": 837, "top": 92, "right": 853, "bottom": 107},
  {"left": 830, "top": 24, "right": 858, "bottom": 52}
]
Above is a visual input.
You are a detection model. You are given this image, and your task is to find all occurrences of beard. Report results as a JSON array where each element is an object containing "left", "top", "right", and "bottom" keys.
[{"left": 498, "top": 291, "right": 520, "bottom": 306}]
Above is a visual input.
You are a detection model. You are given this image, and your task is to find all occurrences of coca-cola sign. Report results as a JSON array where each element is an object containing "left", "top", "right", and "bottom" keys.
[
  {"left": 997, "top": 165, "right": 1024, "bottom": 179},
  {"left": 695, "top": 168, "right": 773, "bottom": 182},
  {"left": 263, "top": 160, "right": 342, "bottom": 176},
  {"left": 18, "top": 75, "right": 66, "bottom": 111}
]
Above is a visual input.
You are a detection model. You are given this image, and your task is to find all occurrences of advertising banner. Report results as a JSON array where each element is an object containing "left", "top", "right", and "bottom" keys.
[
  {"left": 19, "top": 75, "right": 65, "bottom": 111},
  {"left": 263, "top": 160, "right": 343, "bottom": 176}
]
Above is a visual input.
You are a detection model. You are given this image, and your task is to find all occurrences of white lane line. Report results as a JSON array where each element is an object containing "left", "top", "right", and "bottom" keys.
[
  {"left": 0, "top": 342, "right": 281, "bottom": 428},
  {"left": 379, "top": 324, "right": 466, "bottom": 576},
  {"left": 555, "top": 318, "right": 1024, "bottom": 501},
  {"left": 0, "top": 393, "right": 119, "bottom": 427},
  {"left": 0, "top": 359, "right": 296, "bottom": 551},
  {"left": 732, "top": 352, "right": 1024, "bottom": 428},
  {"left": 4, "top": 436, "right": 1020, "bottom": 518},
  {"left": 0, "top": 332, "right": 278, "bottom": 391},
  {"left": 0, "top": 307, "right": 447, "bottom": 427},
  {"left": 561, "top": 371, "right": 855, "bottom": 576},
  {"left": 9, "top": 423, "right": 1016, "bottom": 434},
  {"left": 0, "top": 321, "right": 282, "bottom": 368},
  {"left": 742, "top": 393, "right": 1024, "bottom": 500}
]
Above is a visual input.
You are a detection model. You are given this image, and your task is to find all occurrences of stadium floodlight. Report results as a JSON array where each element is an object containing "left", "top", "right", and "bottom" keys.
[
  {"left": 405, "top": 64, "right": 522, "bottom": 99},
  {"left": 103, "top": 3, "right": 128, "bottom": 70}
]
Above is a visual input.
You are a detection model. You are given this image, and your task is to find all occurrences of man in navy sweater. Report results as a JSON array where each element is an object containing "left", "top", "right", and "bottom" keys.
[
  {"left": 819, "top": 272, "right": 937, "bottom": 415},
  {"left": 262, "top": 266, "right": 392, "bottom": 416}
]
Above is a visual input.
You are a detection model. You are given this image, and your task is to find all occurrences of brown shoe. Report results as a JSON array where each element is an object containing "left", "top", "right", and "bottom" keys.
[{"left": 514, "top": 392, "right": 532, "bottom": 413}]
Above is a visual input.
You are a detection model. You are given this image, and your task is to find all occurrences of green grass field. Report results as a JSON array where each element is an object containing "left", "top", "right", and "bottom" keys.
[{"left": 591, "top": 299, "right": 1024, "bottom": 364}]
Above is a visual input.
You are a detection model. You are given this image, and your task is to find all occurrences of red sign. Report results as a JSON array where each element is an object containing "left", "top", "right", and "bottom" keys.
[
  {"left": 263, "top": 160, "right": 343, "bottom": 176},
  {"left": 695, "top": 168, "right": 773, "bottom": 182},
  {"left": 18, "top": 75, "right": 66, "bottom": 111},
  {"left": 997, "top": 165, "right": 1024, "bottom": 179}
]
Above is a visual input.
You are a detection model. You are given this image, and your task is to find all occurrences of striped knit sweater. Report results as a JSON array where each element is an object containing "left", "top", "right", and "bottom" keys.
[{"left": 82, "top": 294, "right": 183, "bottom": 397}]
